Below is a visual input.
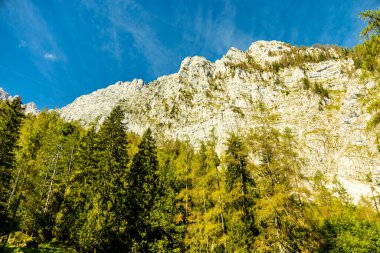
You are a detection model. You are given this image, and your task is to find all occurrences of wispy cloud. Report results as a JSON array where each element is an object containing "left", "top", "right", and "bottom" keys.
[
  {"left": 182, "top": 0, "right": 253, "bottom": 57},
  {"left": 2, "top": 0, "right": 66, "bottom": 79},
  {"left": 81, "top": 0, "right": 174, "bottom": 76}
]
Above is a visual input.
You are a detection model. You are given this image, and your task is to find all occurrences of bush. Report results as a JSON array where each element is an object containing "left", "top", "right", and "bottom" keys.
[
  {"left": 313, "top": 82, "right": 329, "bottom": 99},
  {"left": 7, "top": 231, "right": 38, "bottom": 248},
  {"left": 352, "top": 35, "right": 380, "bottom": 73},
  {"left": 268, "top": 45, "right": 345, "bottom": 72},
  {"left": 320, "top": 217, "right": 380, "bottom": 253},
  {"left": 302, "top": 77, "right": 311, "bottom": 90}
]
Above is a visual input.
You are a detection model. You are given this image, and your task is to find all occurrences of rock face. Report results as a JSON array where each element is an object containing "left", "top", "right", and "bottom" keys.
[
  {"left": 60, "top": 79, "right": 144, "bottom": 125},
  {"left": 60, "top": 40, "right": 380, "bottom": 186}
]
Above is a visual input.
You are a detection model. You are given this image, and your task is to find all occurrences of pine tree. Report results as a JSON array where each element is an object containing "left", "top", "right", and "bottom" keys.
[
  {"left": 79, "top": 105, "right": 129, "bottom": 252},
  {"left": 127, "top": 128, "right": 159, "bottom": 252},
  {"left": 166, "top": 140, "right": 195, "bottom": 252}
]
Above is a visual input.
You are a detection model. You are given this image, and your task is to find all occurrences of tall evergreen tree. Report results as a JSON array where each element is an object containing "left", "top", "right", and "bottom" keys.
[
  {"left": 79, "top": 105, "right": 129, "bottom": 252},
  {"left": 127, "top": 128, "right": 159, "bottom": 252}
]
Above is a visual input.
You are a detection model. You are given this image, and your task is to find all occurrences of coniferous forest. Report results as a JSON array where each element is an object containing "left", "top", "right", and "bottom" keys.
[{"left": 1, "top": 7, "right": 380, "bottom": 253}]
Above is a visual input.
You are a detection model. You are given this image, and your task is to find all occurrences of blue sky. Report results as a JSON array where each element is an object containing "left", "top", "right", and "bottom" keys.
[{"left": 1, "top": 0, "right": 379, "bottom": 108}]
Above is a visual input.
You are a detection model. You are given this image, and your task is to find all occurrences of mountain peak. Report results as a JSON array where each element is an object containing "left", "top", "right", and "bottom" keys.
[
  {"left": 0, "top": 87, "right": 10, "bottom": 100},
  {"left": 180, "top": 56, "right": 210, "bottom": 71},
  {"left": 0, "top": 87, "right": 39, "bottom": 115}
]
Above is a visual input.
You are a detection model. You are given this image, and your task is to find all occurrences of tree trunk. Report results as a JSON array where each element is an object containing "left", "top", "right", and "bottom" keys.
[
  {"left": 371, "top": 186, "right": 379, "bottom": 214},
  {"left": 7, "top": 165, "right": 23, "bottom": 207},
  {"left": 44, "top": 150, "right": 60, "bottom": 213}
]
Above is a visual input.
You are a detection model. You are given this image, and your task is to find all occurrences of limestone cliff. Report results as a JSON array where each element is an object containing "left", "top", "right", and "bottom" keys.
[{"left": 59, "top": 41, "right": 380, "bottom": 193}]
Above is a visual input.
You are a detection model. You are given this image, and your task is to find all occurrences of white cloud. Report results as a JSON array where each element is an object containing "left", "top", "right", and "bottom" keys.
[
  {"left": 81, "top": 0, "right": 175, "bottom": 76},
  {"left": 181, "top": 0, "right": 253, "bottom": 57},
  {"left": 44, "top": 52, "right": 56, "bottom": 61}
]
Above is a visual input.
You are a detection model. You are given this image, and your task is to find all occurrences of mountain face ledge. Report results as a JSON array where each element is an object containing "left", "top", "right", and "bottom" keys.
[{"left": 60, "top": 40, "right": 380, "bottom": 191}]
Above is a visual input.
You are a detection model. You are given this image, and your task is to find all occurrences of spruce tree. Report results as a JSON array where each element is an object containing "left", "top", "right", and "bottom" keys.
[
  {"left": 127, "top": 128, "right": 159, "bottom": 251},
  {"left": 79, "top": 105, "right": 129, "bottom": 252}
]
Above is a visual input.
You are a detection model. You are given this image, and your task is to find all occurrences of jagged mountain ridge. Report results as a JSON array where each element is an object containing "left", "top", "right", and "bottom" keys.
[{"left": 60, "top": 40, "right": 380, "bottom": 190}]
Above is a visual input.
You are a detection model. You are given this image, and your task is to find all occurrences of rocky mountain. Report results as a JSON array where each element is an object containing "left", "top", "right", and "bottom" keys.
[
  {"left": 24, "top": 102, "right": 39, "bottom": 115},
  {"left": 0, "top": 87, "right": 10, "bottom": 100},
  {"left": 60, "top": 40, "right": 379, "bottom": 196},
  {"left": 0, "top": 87, "right": 40, "bottom": 115}
]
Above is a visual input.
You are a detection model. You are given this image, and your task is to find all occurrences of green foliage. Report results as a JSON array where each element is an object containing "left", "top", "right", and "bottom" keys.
[
  {"left": 155, "top": 140, "right": 193, "bottom": 252},
  {"left": 302, "top": 77, "right": 311, "bottom": 90},
  {"left": 0, "top": 98, "right": 24, "bottom": 236},
  {"left": 12, "top": 111, "right": 80, "bottom": 242},
  {"left": 78, "top": 105, "right": 129, "bottom": 252},
  {"left": 247, "top": 110, "right": 320, "bottom": 252},
  {"left": 359, "top": 9, "right": 380, "bottom": 151},
  {"left": 353, "top": 35, "right": 380, "bottom": 73},
  {"left": 224, "top": 134, "right": 257, "bottom": 252},
  {"left": 313, "top": 82, "right": 329, "bottom": 100},
  {"left": 321, "top": 216, "right": 380, "bottom": 253},
  {"left": 223, "top": 53, "right": 263, "bottom": 75},
  {"left": 127, "top": 128, "right": 160, "bottom": 251},
  {"left": 7, "top": 231, "right": 38, "bottom": 248},
  {"left": 268, "top": 45, "right": 345, "bottom": 73},
  {"left": 352, "top": 8, "right": 380, "bottom": 75},
  {"left": 360, "top": 8, "right": 380, "bottom": 38},
  {"left": 53, "top": 127, "right": 97, "bottom": 247},
  {"left": 184, "top": 140, "right": 226, "bottom": 252},
  {"left": 3, "top": 243, "right": 76, "bottom": 253}
]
